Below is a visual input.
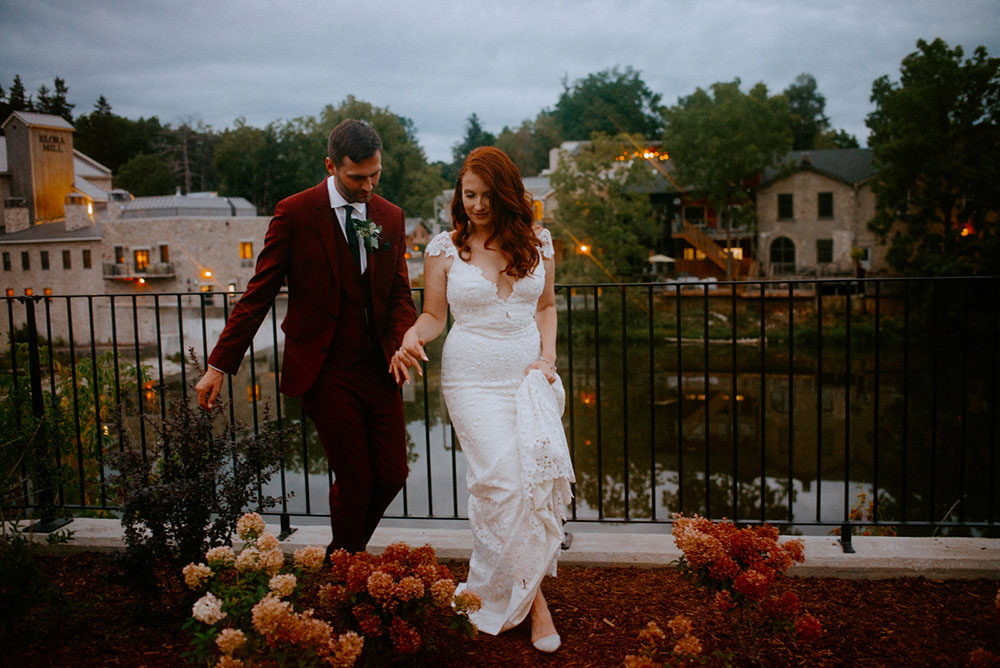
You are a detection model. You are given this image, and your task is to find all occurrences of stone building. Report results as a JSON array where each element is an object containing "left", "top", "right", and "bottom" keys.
[
  {"left": 1, "top": 111, "right": 267, "bottom": 350},
  {"left": 757, "top": 149, "right": 885, "bottom": 277}
]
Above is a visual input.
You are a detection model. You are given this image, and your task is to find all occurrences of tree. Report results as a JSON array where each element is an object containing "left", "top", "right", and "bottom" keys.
[
  {"left": 34, "top": 77, "right": 74, "bottom": 122},
  {"left": 553, "top": 66, "right": 662, "bottom": 140},
  {"left": 74, "top": 97, "right": 165, "bottom": 172},
  {"left": 445, "top": 113, "right": 496, "bottom": 182},
  {"left": 783, "top": 73, "right": 859, "bottom": 150},
  {"left": 0, "top": 75, "right": 33, "bottom": 127},
  {"left": 549, "top": 133, "right": 658, "bottom": 281},
  {"left": 866, "top": 38, "right": 1000, "bottom": 275},
  {"left": 495, "top": 112, "right": 563, "bottom": 177},
  {"left": 113, "top": 152, "right": 176, "bottom": 196},
  {"left": 663, "top": 80, "right": 793, "bottom": 278},
  {"left": 783, "top": 73, "right": 830, "bottom": 150}
]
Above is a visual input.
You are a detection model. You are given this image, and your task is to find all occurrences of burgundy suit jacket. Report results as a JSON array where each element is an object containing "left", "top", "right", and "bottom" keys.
[{"left": 207, "top": 180, "right": 417, "bottom": 397}]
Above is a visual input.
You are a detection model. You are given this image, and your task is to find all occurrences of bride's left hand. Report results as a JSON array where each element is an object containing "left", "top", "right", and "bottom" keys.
[{"left": 525, "top": 357, "right": 557, "bottom": 384}]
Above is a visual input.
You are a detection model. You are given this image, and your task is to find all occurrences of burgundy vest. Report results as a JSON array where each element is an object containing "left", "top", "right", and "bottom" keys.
[{"left": 329, "top": 211, "right": 382, "bottom": 369}]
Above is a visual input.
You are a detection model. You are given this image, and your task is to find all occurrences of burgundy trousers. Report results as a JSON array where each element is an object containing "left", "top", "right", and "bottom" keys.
[{"left": 301, "top": 355, "right": 408, "bottom": 553}]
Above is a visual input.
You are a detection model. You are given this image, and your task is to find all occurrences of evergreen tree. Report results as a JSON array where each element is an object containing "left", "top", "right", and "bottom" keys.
[{"left": 445, "top": 113, "right": 496, "bottom": 182}]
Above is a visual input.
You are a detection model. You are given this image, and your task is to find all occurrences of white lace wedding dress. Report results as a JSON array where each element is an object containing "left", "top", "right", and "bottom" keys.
[{"left": 425, "top": 229, "right": 574, "bottom": 635}]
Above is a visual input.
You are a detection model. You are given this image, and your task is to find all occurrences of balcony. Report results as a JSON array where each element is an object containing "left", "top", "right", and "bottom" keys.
[{"left": 103, "top": 261, "right": 176, "bottom": 280}]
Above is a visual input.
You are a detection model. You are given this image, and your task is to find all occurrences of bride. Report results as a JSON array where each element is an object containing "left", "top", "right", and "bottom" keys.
[{"left": 390, "top": 146, "right": 573, "bottom": 653}]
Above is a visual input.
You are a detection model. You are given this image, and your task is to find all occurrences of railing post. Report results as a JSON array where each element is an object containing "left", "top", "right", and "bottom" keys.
[
  {"left": 839, "top": 523, "right": 855, "bottom": 553},
  {"left": 278, "top": 511, "right": 296, "bottom": 541},
  {"left": 22, "top": 296, "right": 71, "bottom": 533}
]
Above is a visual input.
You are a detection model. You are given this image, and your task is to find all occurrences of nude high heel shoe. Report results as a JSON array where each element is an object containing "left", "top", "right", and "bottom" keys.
[{"left": 532, "top": 633, "right": 561, "bottom": 653}]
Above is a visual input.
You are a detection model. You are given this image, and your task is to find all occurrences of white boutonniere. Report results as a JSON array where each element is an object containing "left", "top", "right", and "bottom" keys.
[{"left": 354, "top": 217, "right": 383, "bottom": 250}]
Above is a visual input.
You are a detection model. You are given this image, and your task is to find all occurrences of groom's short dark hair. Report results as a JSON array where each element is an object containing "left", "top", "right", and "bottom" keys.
[{"left": 328, "top": 120, "right": 382, "bottom": 166}]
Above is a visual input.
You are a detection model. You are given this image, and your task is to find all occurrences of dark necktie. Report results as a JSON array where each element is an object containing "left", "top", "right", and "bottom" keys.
[{"left": 343, "top": 205, "right": 361, "bottom": 271}]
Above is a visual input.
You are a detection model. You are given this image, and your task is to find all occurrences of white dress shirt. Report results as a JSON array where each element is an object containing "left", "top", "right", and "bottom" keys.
[{"left": 327, "top": 175, "right": 368, "bottom": 274}]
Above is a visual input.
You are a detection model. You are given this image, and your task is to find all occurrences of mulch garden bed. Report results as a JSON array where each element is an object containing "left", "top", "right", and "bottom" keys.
[{"left": 4, "top": 552, "right": 998, "bottom": 667}]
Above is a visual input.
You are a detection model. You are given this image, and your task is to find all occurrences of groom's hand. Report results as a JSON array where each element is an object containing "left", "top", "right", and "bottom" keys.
[
  {"left": 195, "top": 367, "right": 224, "bottom": 409},
  {"left": 391, "top": 329, "right": 427, "bottom": 384}
]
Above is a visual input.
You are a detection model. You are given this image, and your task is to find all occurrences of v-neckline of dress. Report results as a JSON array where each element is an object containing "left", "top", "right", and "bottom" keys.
[{"left": 459, "top": 258, "right": 518, "bottom": 303}]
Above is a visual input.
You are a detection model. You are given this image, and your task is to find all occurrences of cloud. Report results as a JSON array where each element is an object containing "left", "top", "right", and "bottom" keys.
[{"left": 2, "top": 0, "right": 997, "bottom": 162}]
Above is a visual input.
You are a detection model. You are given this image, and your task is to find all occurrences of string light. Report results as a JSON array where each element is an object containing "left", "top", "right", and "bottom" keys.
[{"left": 616, "top": 148, "right": 669, "bottom": 162}]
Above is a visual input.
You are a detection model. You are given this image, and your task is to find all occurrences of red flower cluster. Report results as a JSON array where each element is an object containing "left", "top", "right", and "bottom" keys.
[
  {"left": 319, "top": 542, "right": 477, "bottom": 659},
  {"left": 672, "top": 513, "right": 822, "bottom": 643}
]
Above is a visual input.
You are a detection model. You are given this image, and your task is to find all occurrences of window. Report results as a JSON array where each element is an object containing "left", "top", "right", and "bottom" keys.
[
  {"left": 2, "top": 253, "right": 9, "bottom": 271},
  {"left": 62, "top": 250, "right": 71, "bottom": 269},
  {"left": 82, "top": 249, "right": 92, "bottom": 269},
  {"left": 777, "top": 194, "right": 793, "bottom": 220},
  {"left": 239, "top": 241, "right": 254, "bottom": 267},
  {"left": 114, "top": 246, "right": 125, "bottom": 264},
  {"left": 818, "top": 192, "right": 834, "bottom": 218},
  {"left": 683, "top": 247, "right": 706, "bottom": 261},
  {"left": 725, "top": 247, "right": 744, "bottom": 260},
  {"left": 40, "top": 251, "right": 49, "bottom": 270},
  {"left": 816, "top": 239, "right": 833, "bottom": 263},
  {"left": 683, "top": 206, "right": 706, "bottom": 225},
  {"left": 770, "top": 237, "right": 796, "bottom": 274},
  {"left": 21, "top": 252, "right": 30, "bottom": 270},
  {"left": 200, "top": 284, "right": 214, "bottom": 305},
  {"left": 159, "top": 244, "right": 170, "bottom": 263},
  {"left": 134, "top": 249, "right": 150, "bottom": 272}
]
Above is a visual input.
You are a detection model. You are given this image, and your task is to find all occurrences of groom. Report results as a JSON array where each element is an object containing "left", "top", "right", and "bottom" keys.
[{"left": 195, "top": 119, "right": 417, "bottom": 553}]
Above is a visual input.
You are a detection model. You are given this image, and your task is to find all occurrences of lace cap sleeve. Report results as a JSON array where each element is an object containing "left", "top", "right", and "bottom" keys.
[
  {"left": 535, "top": 227, "right": 554, "bottom": 259},
  {"left": 425, "top": 231, "right": 456, "bottom": 258}
]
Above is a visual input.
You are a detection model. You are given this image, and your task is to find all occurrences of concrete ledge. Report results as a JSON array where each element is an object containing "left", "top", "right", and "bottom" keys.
[{"left": 23, "top": 519, "right": 1000, "bottom": 580}]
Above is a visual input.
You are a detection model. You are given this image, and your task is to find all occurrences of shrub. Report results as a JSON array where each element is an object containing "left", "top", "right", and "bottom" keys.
[
  {"left": 312, "top": 543, "right": 479, "bottom": 666},
  {"left": 109, "top": 380, "right": 295, "bottom": 593},
  {"left": 182, "top": 514, "right": 478, "bottom": 668}
]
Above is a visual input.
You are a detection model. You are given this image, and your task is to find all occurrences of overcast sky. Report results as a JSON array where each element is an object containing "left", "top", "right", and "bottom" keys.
[{"left": 2, "top": 0, "right": 998, "bottom": 164}]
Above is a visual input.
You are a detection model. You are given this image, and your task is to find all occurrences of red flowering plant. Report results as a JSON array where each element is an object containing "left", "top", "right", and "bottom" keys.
[
  {"left": 181, "top": 512, "right": 363, "bottom": 668},
  {"left": 670, "top": 513, "right": 822, "bottom": 662},
  {"left": 624, "top": 615, "right": 732, "bottom": 667},
  {"left": 307, "top": 542, "right": 480, "bottom": 666}
]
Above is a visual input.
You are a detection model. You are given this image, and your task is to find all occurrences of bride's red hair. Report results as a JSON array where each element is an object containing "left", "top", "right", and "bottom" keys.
[{"left": 450, "top": 146, "right": 541, "bottom": 279}]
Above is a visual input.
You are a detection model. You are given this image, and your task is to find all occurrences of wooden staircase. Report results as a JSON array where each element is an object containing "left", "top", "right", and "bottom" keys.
[{"left": 673, "top": 220, "right": 753, "bottom": 279}]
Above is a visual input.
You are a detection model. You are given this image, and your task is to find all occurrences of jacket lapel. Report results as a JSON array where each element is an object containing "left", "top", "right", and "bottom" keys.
[{"left": 312, "top": 180, "right": 341, "bottom": 287}]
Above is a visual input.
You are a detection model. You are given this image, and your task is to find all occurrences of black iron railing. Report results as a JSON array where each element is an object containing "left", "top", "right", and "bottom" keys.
[{"left": 3, "top": 276, "right": 998, "bottom": 537}]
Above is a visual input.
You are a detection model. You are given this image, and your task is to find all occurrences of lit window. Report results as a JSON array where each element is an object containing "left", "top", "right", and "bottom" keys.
[
  {"left": 725, "top": 247, "right": 743, "bottom": 260},
  {"left": 24, "top": 287, "right": 33, "bottom": 296},
  {"left": 114, "top": 246, "right": 125, "bottom": 264},
  {"left": 5, "top": 288, "right": 14, "bottom": 297},
  {"left": 532, "top": 200, "right": 544, "bottom": 221},
  {"left": 683, "top": 248, "right": 706, "bottom": 261},
  {"left": 159, "top": 244, "right": 170, "bottom": 263},
  {"left": 227, "top": 283, "right": 237, "bottom": 293},
  {"left": 247, "top": 384, "right": 261, "bottom": 402},
  {"left": 134, "top": 249, "right": 150, "bottom": 272},
  {"left": 239, "top": 241, "right": 254, "bottom": 259}
]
